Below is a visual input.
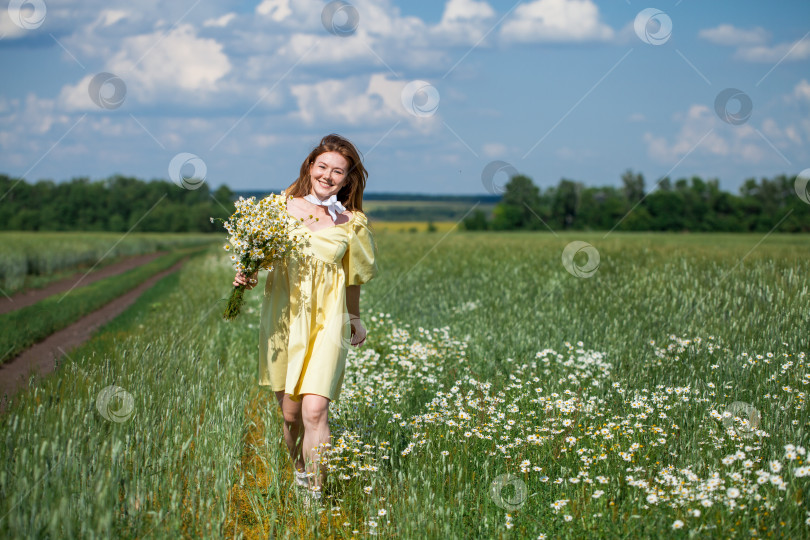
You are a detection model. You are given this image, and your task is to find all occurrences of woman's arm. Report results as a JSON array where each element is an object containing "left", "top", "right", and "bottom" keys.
[
  {"left": 346, "top": 285, "right": 361, "bottom": 318},
  {"left": 346, "top": 285, "right": 366, "bottom": 346}
]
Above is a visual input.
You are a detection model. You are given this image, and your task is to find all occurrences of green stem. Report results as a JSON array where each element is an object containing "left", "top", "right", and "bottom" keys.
[{"left": 223, "top": 284, "right": 246, "bottom": 320}]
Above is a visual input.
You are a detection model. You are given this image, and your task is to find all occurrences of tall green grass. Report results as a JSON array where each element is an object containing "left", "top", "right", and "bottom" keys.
[
  {"left": 0, "top": 231, "right": 807, "bottom": 539},
  {"left": 367, "top": 231, "right": 809, "bottom": 378},
  {"left": 0, "top": 247, "right": 256, "bottom": 538}
]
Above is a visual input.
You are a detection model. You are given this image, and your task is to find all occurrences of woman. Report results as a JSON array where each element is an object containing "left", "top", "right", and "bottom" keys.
[{"left": 233, "top": 134, "right": 379, "bottom": 505}]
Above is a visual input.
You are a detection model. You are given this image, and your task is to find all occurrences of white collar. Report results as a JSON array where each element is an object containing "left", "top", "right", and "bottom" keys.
[{"left": 303, "top": 194, "right": 346, "bottom": 222}]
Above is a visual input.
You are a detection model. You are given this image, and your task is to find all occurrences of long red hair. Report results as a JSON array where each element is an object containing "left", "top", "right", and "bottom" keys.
[{"left": 284, "top": 134, "right": 368, "bottom": 212}]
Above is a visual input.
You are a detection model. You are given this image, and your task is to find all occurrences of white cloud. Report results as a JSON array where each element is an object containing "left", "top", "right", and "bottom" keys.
[
  {"left": 697, "top": 23, "right": 809, "bottom": 64},
  {"left": 277, "top": 32, "right": 370, "bottom": 65},
  {"left": 644, "top": 105, "right": 739, "bottom": 162},
  {"left": 761, "top": 117, "right": 780, "bottom": 139},
  {"left": 98, "top": 9, "right": 129, "bottom": 27},
  {"left": 253, "top": 133, "right": 282, "bottom": 148},
  {"left": 482, "top": 142, "right": 508, "bottom": 157},
  {"left": 54, "top": 3, "right": 218, "bottom": 62},
  {"left": 793, "top": 79, "right": 810, "bottom": 102},
  {"left": 0, "top": 94, "right": 68, "bottom": 136},
  {"left": 0, "top": 94, "right": 77, "bottom": 169},
  {"left": 0, "top": 8, "right": 30, "bottom": 39},
  {"left": 255, "top": 0, "right": 293, "bottom": 22},
  {"left": 698, "top": 24, "right": 768, "bottom": 46},
  {"left": 348, "top": 0, "right": 423, "bottom": 39},
  {"left": 433, "top": 0, "right": 496, "bottom": 45},
  {"left": 289, "top": 72, "right": 441, "bottom": 137},
  {"left": 762, "top": 117, "right": 802, "bottom": 146},
  {"left": 642, "top": 104, "right": 800, "bottom": 165},
  {"left": 263, "top": 0, "right": 436, "bottom": 68},
  {"left": 443, "top": 0, "right": 495, "bottom": 21},
  {"left": 58, "top": 23, "right": 232, "bottom": 109},
  {"left": 203, "top": 13, "right": 237, "bottom": 28},
  {"left": 736, "top": 38, "right": 810, "bottom": 62},
  {"left": 500, "top": 0, "right": 614, "bottom": 43},
  {"left": 628, "top": 113, "right": 645, "bottom": 122},
  {"left": 290, "top": 73, "right": 410, "bottom": 126},
  {"left": 612, "top": 20, "right": 639, "bottom": 46},
  {"left": 801, "top": 118, "right": 810, "bottom": 146},
  {"left": 110, "top": 24, "right": 231, "bottom": 93},
  {"left": 555, "top": 146, "right": 596, "bottom": 159},
  {"left": 555, "top": 146, "right": 576, "bottom": 159}
]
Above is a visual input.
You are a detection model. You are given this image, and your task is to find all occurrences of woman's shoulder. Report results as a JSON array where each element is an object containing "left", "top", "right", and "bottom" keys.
[{"left": 344, "top": 209, "right": 369, "bottom": 227}]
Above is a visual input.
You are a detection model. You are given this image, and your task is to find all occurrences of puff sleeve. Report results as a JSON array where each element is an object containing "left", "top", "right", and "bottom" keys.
[{"left": 342, "top": 211, "right": 379, "bottom": 286}]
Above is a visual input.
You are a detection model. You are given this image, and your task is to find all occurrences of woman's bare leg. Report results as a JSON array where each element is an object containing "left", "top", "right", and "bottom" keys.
[
  {"left": 301, "top": 393, "right": 331, "bottom": 490},
  {"left": 275, "top": 391, "right": 305, "bottom": 472}
]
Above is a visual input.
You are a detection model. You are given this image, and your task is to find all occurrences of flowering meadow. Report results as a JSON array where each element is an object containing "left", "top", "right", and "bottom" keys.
[{"left": 0, "top": 231, "right": 808, "bottom": 539}]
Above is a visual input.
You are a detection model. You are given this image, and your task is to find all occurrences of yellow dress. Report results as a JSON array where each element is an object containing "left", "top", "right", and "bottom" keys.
[{"left": 258, "top": 207, "right": 379, "bottom": 403}]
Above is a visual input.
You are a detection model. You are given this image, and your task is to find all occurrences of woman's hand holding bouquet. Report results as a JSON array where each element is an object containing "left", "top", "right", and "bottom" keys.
[{"left": 213, "top": 194, "right": 308, "bottom": 320}]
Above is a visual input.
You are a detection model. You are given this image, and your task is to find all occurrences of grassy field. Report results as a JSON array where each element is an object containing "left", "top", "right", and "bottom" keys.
[
  {"left": 1, "top": 230, "right": 808, "bottom": 538},
  {"left": 0, "top": 247, "right": 205, "bottom": 365},
  {"left": 368, "top": 220, "right": 458, "bottom": 233},
  {"left": 363, "top": 200, "right": 497, "bottom": 223},
  {"left": 0, "top": 232, "right": 219, "bottom": 295}
]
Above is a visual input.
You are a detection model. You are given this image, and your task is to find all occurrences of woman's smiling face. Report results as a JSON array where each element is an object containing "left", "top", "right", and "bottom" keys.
[{"left": 309, "top": 151, "right": 349, "bottom": 200}]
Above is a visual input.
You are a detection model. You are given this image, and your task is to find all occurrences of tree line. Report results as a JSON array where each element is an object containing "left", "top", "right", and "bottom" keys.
[
  {"left": 2, "top": 171, "right": 808, "bottom": 233},
  {"left": 463, "top": 171, "right": 810, "bottom": 232},
  {"left": 0, "top": 174, "right": 234, "bottom": 232}
]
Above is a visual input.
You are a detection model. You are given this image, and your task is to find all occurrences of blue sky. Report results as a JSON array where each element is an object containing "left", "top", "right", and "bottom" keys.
[{"left": 1, "top": 0, "right": 809, "bottom": 195}]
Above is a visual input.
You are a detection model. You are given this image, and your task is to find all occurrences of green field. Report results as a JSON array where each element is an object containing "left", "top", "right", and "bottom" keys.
[
  {"left": 363, "top": 199, "right": 497, "bottom": 222},
  {"left": 0, "top": 247, "right": 205, "bottom": 364},
  {"left": 368, "top": 220, "right": 458, "bottom": 233},
  {"left": 0, "top": 232, "right": 219, "bottom": 294},
  {"left": 1, "top": 231, "right": 808, "bottom": 538}
]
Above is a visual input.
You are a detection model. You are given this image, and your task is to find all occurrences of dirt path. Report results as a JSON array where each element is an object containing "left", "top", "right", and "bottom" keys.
[
  {"left": 0, "top": 251, "right": 167, "bottom": 316},
  {"left": 0, "top": 257, "right": 188, "bottom": 414}
]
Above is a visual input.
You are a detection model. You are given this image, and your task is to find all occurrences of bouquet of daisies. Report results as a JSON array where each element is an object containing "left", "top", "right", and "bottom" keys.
[{"left": 214, "top": 193, "right": 308, "bottom": 320}]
